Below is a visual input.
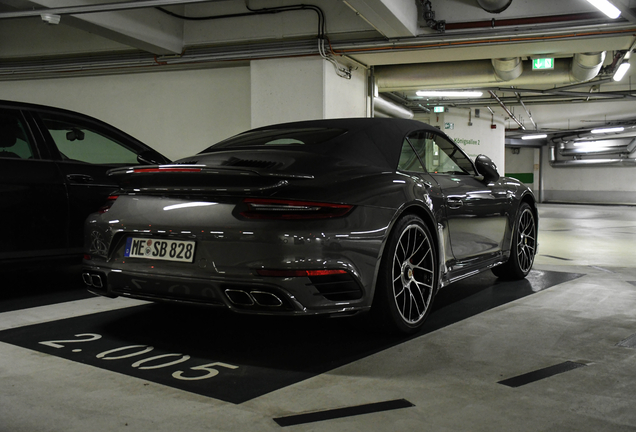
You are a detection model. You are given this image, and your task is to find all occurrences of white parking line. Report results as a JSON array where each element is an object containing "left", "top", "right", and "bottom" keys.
[{"left": 0, "top": 297, "right": 148, "bottom": 332}]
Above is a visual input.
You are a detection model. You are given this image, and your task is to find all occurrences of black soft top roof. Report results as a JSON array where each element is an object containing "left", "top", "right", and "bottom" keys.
[{"left": 206, "top": 118, "right": 440, "bottom": 171}]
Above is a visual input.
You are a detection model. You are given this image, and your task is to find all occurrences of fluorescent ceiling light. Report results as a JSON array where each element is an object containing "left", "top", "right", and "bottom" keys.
[
  {"left": 613, "top": 62, "right": 630, "bottom": 81},
  {"left": 416, "top": 90, "right": 483, "bottom": 98},
  {"left": 586, "top": 0, "right": 621, "bottom": 19},
  {"left": 521, "top": 134, "right": 547, "bottom": 140},
  {"left": 591, "top": 127, "right": 624, "bottom": 134}
]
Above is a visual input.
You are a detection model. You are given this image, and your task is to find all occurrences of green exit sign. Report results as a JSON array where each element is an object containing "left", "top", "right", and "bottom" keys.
[
  {"left": 434, "top": 106, "right": 444, "bottom": 113},
  {"left": 532, "top": 58, "right": 554, "bottom": 70}
]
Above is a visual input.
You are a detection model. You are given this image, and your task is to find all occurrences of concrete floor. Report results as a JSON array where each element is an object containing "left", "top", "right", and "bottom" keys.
[{"left": 1, "top": 203, "right": 636, "bottom": 431}]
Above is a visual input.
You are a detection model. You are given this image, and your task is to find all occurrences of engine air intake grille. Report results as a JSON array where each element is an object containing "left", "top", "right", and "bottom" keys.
[{"left": 221, "top": 157, "right": 279, "bottom": 169}]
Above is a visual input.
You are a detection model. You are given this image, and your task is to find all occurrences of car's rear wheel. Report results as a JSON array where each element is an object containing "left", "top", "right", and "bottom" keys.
[
  {"left": 492, "top": 202, "right": 536, "bottom": 280},
  {"left": 373, "top": 215, "right": 437, "bottom": 334}
]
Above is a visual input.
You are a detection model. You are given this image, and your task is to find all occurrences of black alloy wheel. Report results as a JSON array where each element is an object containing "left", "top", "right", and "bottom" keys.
[
  {"left": 492, "top": 202, "right": 537, "bottom": 280},
  {"left": 373, "top": 214, "right": 438, "bottom": 334}
]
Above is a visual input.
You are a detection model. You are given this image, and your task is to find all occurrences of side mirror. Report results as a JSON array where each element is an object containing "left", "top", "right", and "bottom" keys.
[{"left": 475, "top": 154, "right": 500, "bottom": 183}]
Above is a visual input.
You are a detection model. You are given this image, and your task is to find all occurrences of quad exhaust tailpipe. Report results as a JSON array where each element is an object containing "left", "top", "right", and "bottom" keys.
[
  {"left": 225, "top": 289, "right": 283, "bottom": 308},
  {"left": 82, "top": 272, "right": 104, "bottom": 288}
]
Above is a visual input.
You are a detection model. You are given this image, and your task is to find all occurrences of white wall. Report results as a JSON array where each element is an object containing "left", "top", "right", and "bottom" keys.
[
  {"left": 251, "top": 57, "right": 324, "bottom": 127},
  {"left": 0, "top": 67, "right": 251, "bottom": 160},
  {"left": 541, "top": 150, "right": 636, "bottom": 205},
  {"left": 250, "top": 57, "right": 367, "bottom": 128},
  {"left": 323, "top": 61, "right": 368, "bottom": 119},
  {"left": 505, "top": 147, "right": 540, "bottom": 195},
  {"left": 429, "top": 107, "right": 506, "bottom": 172}
]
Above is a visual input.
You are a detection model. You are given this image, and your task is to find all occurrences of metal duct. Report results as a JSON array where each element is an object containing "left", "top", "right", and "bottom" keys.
[
  {"left": 559, "top": 146, "right": 629, "bottom": 157},
  {"left": 375, "top": 54, "right": 606, "bottom": 91},
  {"left": 374, "top": 95, "right": 414, "bottom": 119},
  {"left": 570, "top": 52, "right": 606, "bottom": 82},
  {"left": 492, "top": 57, "right": 523, "bottom": 81},
  {"left": 551, "top": 126, "right": 636, "bottom": 143},
  {"left": 550, "top": 158, "right": 636, "bottom": 167},
  {"left": 549, "top": 144, "right": 636, "bottom": 167},
  {"left": 477, "top": 0, "right": 513, "bottom": 14}
]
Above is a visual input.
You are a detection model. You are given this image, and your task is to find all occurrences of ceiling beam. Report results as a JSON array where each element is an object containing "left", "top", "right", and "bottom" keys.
[
  {"left": 63, "top": 9, "right": 184, "bottom": 55},
  {"left": 342, "top": 0, "right": 418, "bottom": 38},
  {"left": 0, "top": 0, "right": 219, "bottom": 54}
]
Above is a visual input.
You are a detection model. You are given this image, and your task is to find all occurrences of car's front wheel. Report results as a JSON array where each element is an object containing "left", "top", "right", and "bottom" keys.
[
  {"left": 492, "top": 202, "right": 537, "bottom": 280},
  {"left": 373, "top": 215, "right": 438, "bottom": 334}
]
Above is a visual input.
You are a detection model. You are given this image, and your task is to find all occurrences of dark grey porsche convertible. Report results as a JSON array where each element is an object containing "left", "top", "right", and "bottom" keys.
[{"left": 83, "top": 118, "right": 537, "bottom": 334}]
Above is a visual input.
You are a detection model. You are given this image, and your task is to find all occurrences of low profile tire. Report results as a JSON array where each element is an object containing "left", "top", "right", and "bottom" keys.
[
  {"left": 372, "top": 215, "right": 438, "bottom": 334},
  {"left": 492, "top": 202, "right": 537, "bottom": 280}
]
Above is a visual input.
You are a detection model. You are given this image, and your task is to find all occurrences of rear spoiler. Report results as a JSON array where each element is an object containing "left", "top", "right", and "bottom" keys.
[
  {"left": 108, "top": 164, "right": 314, "bottom": 179},
  {"left": 107, "top": 164, "right": 314, "bottom": 194}
]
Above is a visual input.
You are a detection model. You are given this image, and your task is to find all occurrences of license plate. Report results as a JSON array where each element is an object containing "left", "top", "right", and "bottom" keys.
[{"left": 124, "top": 238, "right": 196, "bottom": 263}]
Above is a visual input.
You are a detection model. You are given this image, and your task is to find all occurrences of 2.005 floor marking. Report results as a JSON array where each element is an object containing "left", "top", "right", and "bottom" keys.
[{"left": 39, "top": 333, "right": 238, "bottom": 381}]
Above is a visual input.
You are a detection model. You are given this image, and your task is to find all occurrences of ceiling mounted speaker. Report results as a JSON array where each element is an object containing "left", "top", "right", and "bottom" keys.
[{"left": 477, "top": 0, "right": 513, "bottom": 14}]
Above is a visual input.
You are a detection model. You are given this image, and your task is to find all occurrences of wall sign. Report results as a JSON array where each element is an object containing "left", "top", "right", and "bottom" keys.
[{"left": 532, "top": 58, "right": 554, "bottom": 70}]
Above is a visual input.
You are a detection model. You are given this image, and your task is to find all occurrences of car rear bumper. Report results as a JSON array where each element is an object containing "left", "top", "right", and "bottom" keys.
[{"left": 82, "top": 265, "right": 371, "bottom": 317}]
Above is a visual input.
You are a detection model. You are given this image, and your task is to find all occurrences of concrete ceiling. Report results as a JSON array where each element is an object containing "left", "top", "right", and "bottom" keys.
[{"left": 2, "top": 0, "right": 636, "bottom": 139}]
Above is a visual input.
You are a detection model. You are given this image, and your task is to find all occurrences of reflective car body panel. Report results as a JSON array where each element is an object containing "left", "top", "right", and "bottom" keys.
[
  {"left": 83, "top": 118, "right": 537, "bottom": 319},
  {"left": 0, "top": 100, "right": 170, "bottom": 265}
]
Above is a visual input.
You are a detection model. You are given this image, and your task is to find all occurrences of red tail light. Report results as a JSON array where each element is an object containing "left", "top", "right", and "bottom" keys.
[
  {"left": 98, "top": 195, "right": 119, "bottom": 213},
  {"left": 241, "top": 198, "right": 353, "bottom": 220},
  {"left": 257, "top": 269, "right": 348, "bottom": 277}
]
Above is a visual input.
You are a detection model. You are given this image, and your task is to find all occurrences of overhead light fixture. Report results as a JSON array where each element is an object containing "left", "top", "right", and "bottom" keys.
[
  {"left": 416, "top": 90, "right": 484, "bottom": 98},
  {"left": 585, "top": 0, "right": 621, "bottom": 19},
  {"left": 40, "top": 13, "right": 61, "bottom": 24},
  {"left": 521, "top": 134, "right": 547, "bottom": 140},
  {"left": 591, "top": 126, "right": 624, "bottom": 134},
  {"left": 613, "top": 61, "right": 631, "bottom": 81}
]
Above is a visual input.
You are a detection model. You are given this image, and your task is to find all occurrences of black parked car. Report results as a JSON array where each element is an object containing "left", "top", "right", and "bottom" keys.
[
  {"left": 83, "top": 118, "right": 537, "bottom": 334},
  {"left": 0, "top": 100, "right": 169, "bottom": 266}
]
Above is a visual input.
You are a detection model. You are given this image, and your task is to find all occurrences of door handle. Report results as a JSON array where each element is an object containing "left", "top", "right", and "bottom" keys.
[
  {"left": 67, "top": 174, "right": 94, "bottom": 184},
  {"left": 447, "top": 197, "right": 464, "bottom": 209}
]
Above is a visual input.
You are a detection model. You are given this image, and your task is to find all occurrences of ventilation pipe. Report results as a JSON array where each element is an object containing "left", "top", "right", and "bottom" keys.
[
  {"left": 549, "top": 143, "right": 636, "bottom": 167},
  {"left": 477, "top": 0, "right": 513, "bottom": 14},
  {"left": 551, "top": 124, "right": 635, "bottom": 143},
  {"left": 492, "top": 57, "right": 523, "bottom": 81},
  {"left": 571, "top": 52, "right": 606, "bottom": 82},
  {"left": 375, "top": 53, "right": 606, "bottom": 91},
  {"left": 374, "top": 95, "right": 414, "bottom": 119}
]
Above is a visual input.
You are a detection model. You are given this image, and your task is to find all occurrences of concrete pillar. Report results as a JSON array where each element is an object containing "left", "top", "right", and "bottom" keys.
[{"left": 250, "top": 56, "right": 368, "bottom": 128}]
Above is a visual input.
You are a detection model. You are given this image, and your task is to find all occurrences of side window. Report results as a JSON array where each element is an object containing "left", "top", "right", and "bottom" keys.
[
  {"left": 40, "top": 116, "right": 140, "bottom": 165},
  {"left": 426, "top": 133, "right": 475, "bottom": 176},
  {"left": 0, "top": 111, "right": 35, "bottom": 159},
  {"left": 398, "top": 132, "right": 427, "bottom": 172}
]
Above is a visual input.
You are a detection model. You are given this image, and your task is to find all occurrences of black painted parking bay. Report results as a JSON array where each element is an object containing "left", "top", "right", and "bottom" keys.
[{"left": 0, "top": 269, "right": 582, "bottom": 404}]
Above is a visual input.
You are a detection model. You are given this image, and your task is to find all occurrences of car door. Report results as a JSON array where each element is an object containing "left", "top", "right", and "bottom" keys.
[
  {"left": 406, "top": 130, "right": 509, "bottom": 262},
  {"left": 0, "top": 108, "right": 69, "bottom": 261},
  {"left": 31, "top": 109, "right": 170, "bottom": 252}
]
